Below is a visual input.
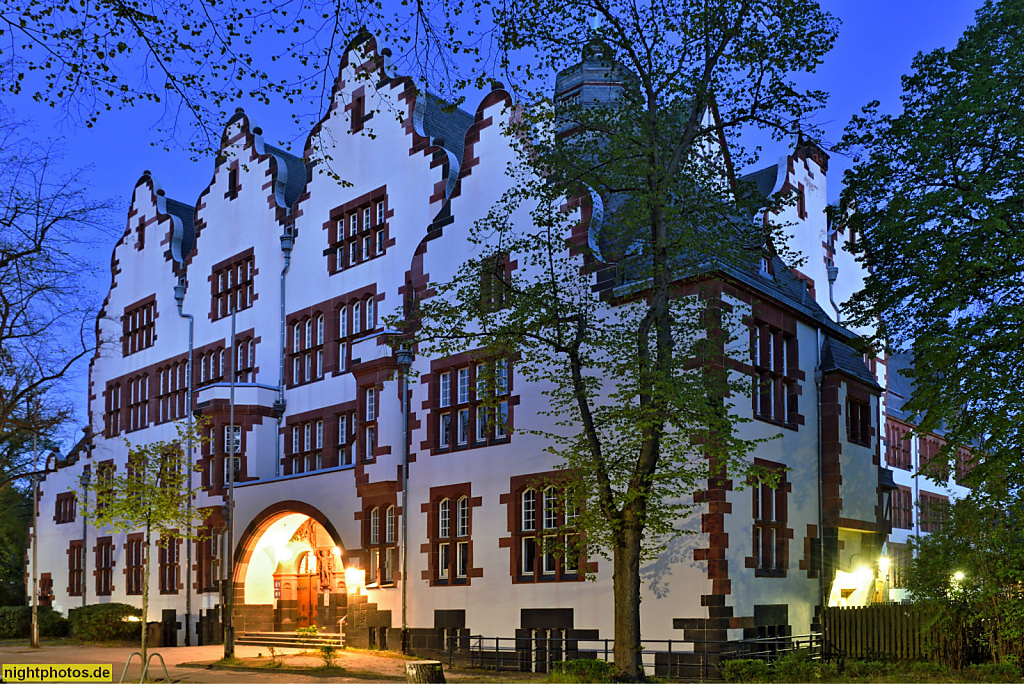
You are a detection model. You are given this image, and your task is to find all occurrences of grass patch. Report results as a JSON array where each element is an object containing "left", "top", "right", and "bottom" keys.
[
  {"left": 720, "top": 652, "right": 1024, "bottom": 683},
  {"left": 179, "top": 656, "right": 405, "bottom": 681}
]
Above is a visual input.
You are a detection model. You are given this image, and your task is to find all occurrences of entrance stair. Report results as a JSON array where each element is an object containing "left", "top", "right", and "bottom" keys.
[{"left": 236, "top": 630, "right": 345, "bottom": 650}]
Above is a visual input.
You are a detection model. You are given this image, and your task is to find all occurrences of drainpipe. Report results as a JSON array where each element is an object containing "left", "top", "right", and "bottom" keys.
[
  {"left": 827, "top": 265, "right": 840, "bottom": 325},
  {"left": 815, "top": 328, "right": 826, "bottom": 618},
  {"left": 174, "top": 275, "right": 195, "bottom": 647},
  {"left": 274, "top": 226, "right": 295, "bottom": 476}
]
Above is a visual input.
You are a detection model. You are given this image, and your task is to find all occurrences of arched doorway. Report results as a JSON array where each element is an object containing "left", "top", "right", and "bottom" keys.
[{"left": 233, "top": 503, "right": 349, "bottom": 633}]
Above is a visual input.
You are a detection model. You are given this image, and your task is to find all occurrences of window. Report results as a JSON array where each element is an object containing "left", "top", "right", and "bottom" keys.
[
  {"left": 919, "top": 435, "right": 948, "bottom": 482},
  {"left": 351, "top": 94, "right": 365, "bottom": 132},
  {"left": 363, "top": 387, "right": 377, "bottom": 462},
  {"left": 338, "top": 413, "right": 355, "bottom": 467},
  {"left": 288, "top": 313, "right": 324, "bottom": 386},
  {"left": 159, "top": 535, "right": 179, "bottom": 594},
  {"left": 68, "top": 541, "right": 85, "bottom": 597},
  {"left": 212, "top": 252, "right": 255, "bottom": 320},
  {"left": 376, "top": 230, "right": 385, "bottom": 254},
  {"left": 513, "top": 482, "right": 582, "bottom": 582},
  {"left": 888, "top": 542, "right": 911, "bottom": 589},
  {"left": 847, "top": 398, "right": 873, "bottom": 446},
  {"left": 750, "top": 322, "right": 800, "bottom": 427},
  {"left": 353, "top": 302, "right": 362, "bottom": 334},
  {"left": 338, "top": 306, "right": 349, "bottom": 371},
  {"left": 198, "top": 528, "right": 220, "bottom": 593},
  {"left": 126, "top": 537, "right": 144, "bottom": 595},
  {"left": 363, "top": 207, "right": 371, "bottom": 231},
  {"left": 893, "top": 486, "right": 913, "bottom": 530},
  {"left": 433, "top": 359, "right": 512, "bottom": 452},
  {"left": 96, "top": 537, "right": 113, "bottom": 596},
  {"left": 376, "top": 201, "right": 385, "bottom": 224},
  {"left": 955, "top": 448, "right": 974, "bottom": 485},
  {"left": 224, "top": 425, "right": 242, "bottom": 453},
  {"left": 55, "top": 492, "right": 76, "bottom": 524},
  {"left": 480, "top": 254, "right": 509, "bottom": 312},
  {"left": 364, "top": 503, "right": 398, "bottom": 586},
  {"left": 127, "top": 374, "right": 149, "bottom": 432},
  {"left": 365, "top": 297, "right": 375, "bottom": 330},
  {"left": 226, "top": 166, "right": 239, "bottom": 198},
  {"left": 750, "top": 464, "right": 790, "bottom": 577},
  {"left": 363, "top": 234, "right": 373, "bottom": 260},
  {"left": 122, "top": 298, "right": 156, "bottom": 356},
  {"left": 919, "top": 492, "right": 948, "bottom": 533},
  {"left": 105, "top": 382, "right": 122, "bottom": 436},
  {"left": 885, "top": 420, "right": 913, "bottom": 470},
  {"left": 430, "top": 487, "right": 475, "bottom": 584}
]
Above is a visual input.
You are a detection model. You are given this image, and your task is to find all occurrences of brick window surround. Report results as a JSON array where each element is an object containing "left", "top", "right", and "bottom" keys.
[
  {"left": 54, "top": 492, "right": 76, "bottom": 524},
  {"left": 892, "top": 486, "right": 913, "bottom": 530},
  {"left": 745, "top": 460, "right": 793, "bottom": 578},
  {"left": 847, "top": 397, "right": 873, "bottom": 447},
  {"left": 502, "top": 473, "right": 585, "bottom": 584},
  {"left": 104, "top": 382, "right": 122, "bottom": 437},
  {"left": 196, "top": 522, "right": 221, "bottom": 593},
  {"left": 287, "top": 418, "right": 325, "bottom": 475},
  {"left": 211, "top": 249, "right": 256, "bottom": 320},
  {"left": 159, "top": 534, "right": 180, "bottom": 595},
  {"left": 157, "top": 360, "right": 189, "bottom": 423},
  {"left": 428, "top": 355, "right": 513, "bottom": 455},
  {"left": 919, "top": 435, "right": 948, "bottom": 482},
  {"left": 95, "top": 536, "right": 113, "bottom": 596},
  {"left": 423, "top": 484, "right": 483, "bottom": 586},
  {"left": 325, "top": 188, "right": 389, "bottom": 275},
  {"left": 885, "top": 419, "right": 913, "bottom": 470},
  {"left": 122, "top": 296, "right": 156, "bottom": 356},
  {"left": 125, "top": 534, "right": 144, "bottom": 595},
  {"left": 919, "top": 491, "right": 949, "bottom": 533},
  {"left": 364, "top": 504, "right": 398, "bottom": 587},
  {"left": 67, "top": 540, "right": 85, "bottom": 597},
  {"left": 288, "top": 312, "right": 326, "bottom": 386},
  {"left": 750, "top": 321, "right": 801, "bottom": 429}
]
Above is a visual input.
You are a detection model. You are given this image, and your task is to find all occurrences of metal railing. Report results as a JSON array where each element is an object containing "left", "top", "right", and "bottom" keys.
[{"left": 417, "top": 631, "right": 837, "bottom": 681}]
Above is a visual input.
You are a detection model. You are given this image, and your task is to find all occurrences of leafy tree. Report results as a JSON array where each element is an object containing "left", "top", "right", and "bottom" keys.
[
  {"left": 411, "top": 1, "right": 837, "bottom": 678},
  {"left": 80, "top": 421, "right": 209, "bottom": 663},
  {"left": 839, "top": 0, "right": 1024, "bottom": 485},
  {"left": 0, "top": 484, "right": 31, "bottom": 605},
  {"left": 906, "top": 481, "right": 1024, "bottom": 666},
  {"left": 0, "top": 115, "right": 112, "bottom": 450}
]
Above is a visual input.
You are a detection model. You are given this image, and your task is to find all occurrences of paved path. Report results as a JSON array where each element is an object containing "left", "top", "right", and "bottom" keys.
[{"left": 0, "top": 643, "right": 410, "bottom": 682}]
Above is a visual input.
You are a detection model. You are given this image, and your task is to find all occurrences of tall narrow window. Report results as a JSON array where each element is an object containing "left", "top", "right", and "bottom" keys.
[
  {"left": 353, "top": 302, "right": 362, "bottom": 334},
  {"left": 456, "top": 497, "right": 469, "bottom": 537},
  {"left": 522, "top": 489, "right": 536, "bottom": 531},
  {"left": 385, "top": 505, "right": 397, "bottom": 544},
  {"left": 370, "top": 508, "right": 380, "bottom": 545},
  {"left": 366, "top": 298, "right": 375, "bottom": 329},
  {"left": 457, "top": 368, "right": 469, "bottom": 404},
  {"left": 439, "top": 373, "right": 451, "bottom": 408},
  {"left": 366, "top": 388, "right": 376, "bottom": 421},
  {"left": 439, "top": 499, "right": 451, "bottom": 538}
]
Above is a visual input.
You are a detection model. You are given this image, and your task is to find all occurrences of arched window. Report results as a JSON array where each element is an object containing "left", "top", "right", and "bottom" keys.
[
  {"left": 521, "top": 489, "right": 536, "bottom": 531},
  {"left": 339, "top": 306, "right": 348, "bottom": 338},
  {"left": 369, "top": 508, "right": 380, "bottom": 545},
  {"left": 543, "top": 487, "right": 558, "bottom": 530},
  {"left": 366, "top": 297, "right": 375, "bottom": 329},
  {"left": 457, "top": 497, "right": 470, "bottom": 537},
  {"left": 305, "top": 318, "right": 312, "bottom": 348},
  {"left": 293, "top": 323, "right": 301, "bottom": 352},
  {"left": 316, "top": 314, "right": 324, "bottom": 345},
  {"left": 385, "top": 505, "right": 397, "bottom": 544},
  {"left": 353, "top": 301, "right": 362, "bottom": 334},
  {"left": 439, "top": 498, "right": 450, "bottom": 538}
]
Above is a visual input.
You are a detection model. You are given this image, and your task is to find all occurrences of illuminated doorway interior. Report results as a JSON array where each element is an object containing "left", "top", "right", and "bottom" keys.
[{"left": 239, "top": 513, "right": 348, "bottom": 632}]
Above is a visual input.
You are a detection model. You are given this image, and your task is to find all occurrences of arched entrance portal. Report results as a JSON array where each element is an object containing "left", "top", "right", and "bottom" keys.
[{"left": 233, "top": 504, "right": 349, "bottom": 633}]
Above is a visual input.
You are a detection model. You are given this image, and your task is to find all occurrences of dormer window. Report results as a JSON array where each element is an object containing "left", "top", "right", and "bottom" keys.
[{"left": 760, "top": 255, "right": 774, "bottom": 278}]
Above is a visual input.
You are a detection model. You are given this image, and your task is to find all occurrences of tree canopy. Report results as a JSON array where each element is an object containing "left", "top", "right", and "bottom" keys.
[
  {"left": 410, "top": 0, "right": 837, "bottom": 678},
  {"left": 840, "top": 0, "right": 1024, "bottom": 485}
]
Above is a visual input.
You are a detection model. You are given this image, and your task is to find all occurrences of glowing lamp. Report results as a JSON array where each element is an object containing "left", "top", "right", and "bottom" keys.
[
  {"left": 855, "top": 565, "right": 874, "bottom": 582},
  {"left": 345, "top": 567, "right": 366, "bottom": 594},
  {"left": 878, "top": 556, "right": 890, "bottom": 574},
  {"left": 953, "top": 571, "right": 965, "bottom": 581},
  {"left": 333, "top": 546, "right": 342, "bottom": 557}
]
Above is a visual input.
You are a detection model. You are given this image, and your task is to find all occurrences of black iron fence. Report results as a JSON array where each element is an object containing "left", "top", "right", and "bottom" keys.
[{"left": 419, "top": 631, "right": 832, "bottom": 681}]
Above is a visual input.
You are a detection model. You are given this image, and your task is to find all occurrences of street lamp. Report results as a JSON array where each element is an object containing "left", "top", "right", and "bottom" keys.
[{"left": 395, "top": 344, "right": 413, "bottom": 653}]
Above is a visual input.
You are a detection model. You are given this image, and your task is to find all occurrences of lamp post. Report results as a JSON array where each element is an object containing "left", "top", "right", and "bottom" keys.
[
  {"left": 395, "top": 344, "right": 413, "bottom": 653},
  {"left": 224, "top": 305, "right": 237, "bottom": 659},
  {"left": 30, "top": 426, "right": 39, "bottom": 649}
]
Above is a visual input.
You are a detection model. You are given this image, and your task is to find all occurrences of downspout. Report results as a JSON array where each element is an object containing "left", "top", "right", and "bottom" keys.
[
  {"left": 174, "top": 275, "right": 195, "bottom": 647},
  {"left": 815, "top": 328, "right": 826, "bottom": 619},
  {"left": 274, "top": 225, "right": 295, "bottom": 476},
  {"left": 827, "top": 265, "right": 841, "bottom": 325}
]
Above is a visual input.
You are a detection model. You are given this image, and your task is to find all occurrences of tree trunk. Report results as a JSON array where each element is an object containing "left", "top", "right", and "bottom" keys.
[
  {"left": 142, "top": 524, "right": 150, "bottom": 666},
  {"left": 612, "top": 521, "right": 644, "bottom": 681}
]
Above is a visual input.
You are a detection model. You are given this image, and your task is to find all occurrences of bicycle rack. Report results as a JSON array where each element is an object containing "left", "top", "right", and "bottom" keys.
[{"left": 117, "top": 651, "right": 172, "bottom": 684}]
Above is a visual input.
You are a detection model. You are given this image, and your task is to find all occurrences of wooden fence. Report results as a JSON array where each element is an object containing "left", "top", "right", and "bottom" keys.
[{"left": 822, "top": 603, "right": 934, "bottom": 661}]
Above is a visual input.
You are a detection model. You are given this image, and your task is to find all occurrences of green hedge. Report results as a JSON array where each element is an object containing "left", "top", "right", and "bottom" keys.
[
  {"left": 68, "top": 603, "right": 141, "bottom": 642},
  {"left": 548, "top": 659, "right": 617, "bottom": 682},
  {"left": 0, "top": 606, "right": 70, "bottom": 639}
]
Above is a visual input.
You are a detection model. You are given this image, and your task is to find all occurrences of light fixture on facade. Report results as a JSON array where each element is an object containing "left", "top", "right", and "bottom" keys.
[{"left": 345, "top": 567, "right": 366, "bottom": 594}]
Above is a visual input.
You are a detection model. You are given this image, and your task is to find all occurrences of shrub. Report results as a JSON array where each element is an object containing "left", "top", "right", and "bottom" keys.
[
  {"left": 0, "top": 607, "right": 69, "bottom": 639},
  {"left": 966, "top": 662, "right": 1023, "bottom": 682},
  {"left": 844, "top": 660, "right": 893, "bottom": 678},
  {"left": 549, "top": 659, "right": 617, "bottom": 682},
  {"left": 773, "top": 650, "right": 822, "bottom": 682},
  {"left": 319, "top": 644, "right": 339, "bottom": 668},
  {"left": 720, "top": 658, "right": 771, "bottom": 682},
  {"left": 68, "top": 603, "right": 141, "bottom": 642}
]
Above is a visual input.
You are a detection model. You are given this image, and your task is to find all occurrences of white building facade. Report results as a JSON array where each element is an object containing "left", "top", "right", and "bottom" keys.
[{"left": 31, "top": 36, "right": 901, "bottom": 667}]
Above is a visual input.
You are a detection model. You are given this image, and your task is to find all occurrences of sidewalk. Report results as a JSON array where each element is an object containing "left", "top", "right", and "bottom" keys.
[
  {"left": 0, "top": 642, "right": 546, "bottom": 683},
  {"left": 0, "top": 643, "right": 405, "bottom": 682}
]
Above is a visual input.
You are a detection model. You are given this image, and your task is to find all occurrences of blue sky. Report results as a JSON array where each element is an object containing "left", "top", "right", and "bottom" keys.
[{"left": 7, "top": 0, "right": 988, "bottom": 437}]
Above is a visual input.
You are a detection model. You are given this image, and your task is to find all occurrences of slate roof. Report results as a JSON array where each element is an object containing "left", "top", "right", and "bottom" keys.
[
  {"left": 820, "top": 336, "right": 881, "bottom": 390},
  {"left": 165, "top": 197, "right": 196, "bottom": 263},
  {"left": 886, "top": 352, "right": 916, "bottom": 422},
  {"left": 737, "top": 164, "right": 781, "bottom": 202},
  {"left": 264, "top": 144, "right": 308, "bottom": 209},
  {"left": 415, "top": 92, "right": 474, "bottom": 171}
]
